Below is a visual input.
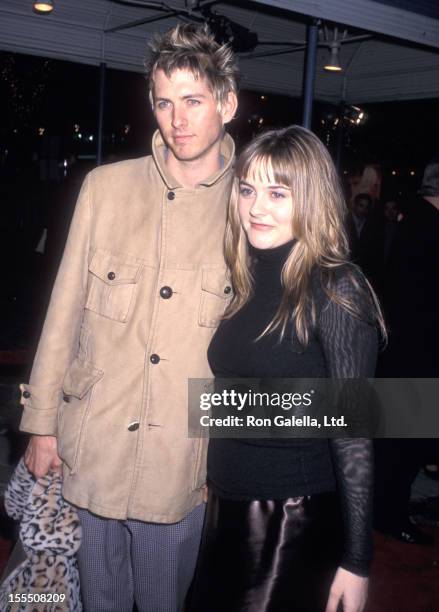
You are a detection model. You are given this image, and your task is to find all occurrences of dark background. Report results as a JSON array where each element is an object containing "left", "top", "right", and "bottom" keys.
[{"left": 0, "top": 51, "right": 438, "bottom": 361}]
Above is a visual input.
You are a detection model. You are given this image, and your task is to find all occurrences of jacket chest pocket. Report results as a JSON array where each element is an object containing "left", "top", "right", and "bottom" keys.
[
  {"left": 199, "top": 268, "right": 233, "bottom": 328},
  {"left": 85, "top": 250, "right": 142, "bottom": 322}
]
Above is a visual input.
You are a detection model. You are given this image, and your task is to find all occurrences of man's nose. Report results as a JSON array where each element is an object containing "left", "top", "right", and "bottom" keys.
[{"left": 172, "top": 106, "right": 188, "bottom": 128}]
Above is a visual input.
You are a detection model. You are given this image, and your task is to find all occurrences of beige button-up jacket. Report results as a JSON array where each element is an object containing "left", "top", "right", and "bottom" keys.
[{"left": 19, "top": 130, "right": 235, "bottom": 523}]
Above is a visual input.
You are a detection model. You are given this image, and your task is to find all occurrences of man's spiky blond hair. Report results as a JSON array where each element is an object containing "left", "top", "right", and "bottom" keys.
[{"left": 146, "top": 23, "right": 239, "bottom": 106}]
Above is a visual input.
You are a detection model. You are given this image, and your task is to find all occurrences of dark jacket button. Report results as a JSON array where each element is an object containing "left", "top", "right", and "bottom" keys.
[
  {"left": 107, "top": 271, "right": 116, "bottom": 280},
  {"left": 224, "top": 285, "right": 232, "bottom": 295},
  {"left": 167, "top": 191, "right": 175, "bottom": 200},
  {"left": 150, "top": 354, "right": 160, "bottom": 364},
  {"left": 128, "top": 422, "right": 140, "bottom": 431},
  {"left": 23, "top": 390, "right": 31, "bottom": 399},
  {"left": 63, "top": 395, "right": 71, "bottom": 403},
  {"left": 160, "top": 286, "right": 173, "bottom": 299}
]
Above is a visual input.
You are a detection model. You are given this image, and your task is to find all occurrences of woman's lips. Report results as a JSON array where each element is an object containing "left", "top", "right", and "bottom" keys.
[{"left": 250, "top": 223, "right": 273, "bottom": 231}]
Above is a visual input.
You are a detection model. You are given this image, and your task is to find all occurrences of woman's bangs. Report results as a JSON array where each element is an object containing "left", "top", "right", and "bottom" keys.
[{"left": 238, "top": 153, "right": 291, "bottom": 189}]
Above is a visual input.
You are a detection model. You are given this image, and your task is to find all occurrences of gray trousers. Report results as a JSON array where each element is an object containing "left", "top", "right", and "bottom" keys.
[{"left": 76, "top": 504, "right": 205, "bottom": 612}]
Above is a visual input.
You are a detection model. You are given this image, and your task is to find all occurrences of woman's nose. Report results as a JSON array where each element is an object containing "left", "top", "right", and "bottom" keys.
[{"left": 250, "top": 193, "right": 268, "bottom": 217}]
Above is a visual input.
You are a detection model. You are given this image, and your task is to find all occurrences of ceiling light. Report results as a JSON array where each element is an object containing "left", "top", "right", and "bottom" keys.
[
  {"left": 33, "top": 1, "right": 54, "bottom": 14},
  {"left": 324, "top": 43, "right": 342, "bottom": 72}
]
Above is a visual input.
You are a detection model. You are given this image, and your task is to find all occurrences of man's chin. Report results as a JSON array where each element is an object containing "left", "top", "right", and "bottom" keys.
[{"left": 171, "top": 147, "right": 203, "bottom": 163}]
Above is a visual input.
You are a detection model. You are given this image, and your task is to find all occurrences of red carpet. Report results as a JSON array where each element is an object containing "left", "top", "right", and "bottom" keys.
[
  {"left": 0, "top": 525, "right": 438, "bottom": 610},
  {"left": 368, "top": 527, "right": 439, "bottom": 612}
]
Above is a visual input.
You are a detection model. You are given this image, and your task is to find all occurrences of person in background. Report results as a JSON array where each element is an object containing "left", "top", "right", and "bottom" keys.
[
  {"left": 348, "top": 192, "right": 373, "bottom": 242},
  {"left": 366, "top": 196, "right": 402, "bottom": 299},
  {"left": 374, "top": 157, "right": 439, "bottom": 544},
  {"left": 18, "top": 23, "right": 238, "bottom": 612},
  {"left": 347, "top": 192, "right": 381, "bottom": 284},
  {"left": 382, "top": 198, "right": 401, "bottom": 264},
  {"left": 189, "top": 126, "right": 385, "bottom": 612}
]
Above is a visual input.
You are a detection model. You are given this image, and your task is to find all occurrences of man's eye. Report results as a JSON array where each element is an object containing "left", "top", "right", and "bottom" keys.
[
  {"left": 239, "top": 186, "right": 254, "bottom": 197},
  {"left": 157, "top": 101, "right": 170, "bottom": 110},
  {"left": 187, "top": 99, "right": 201, "bottom": 106}
]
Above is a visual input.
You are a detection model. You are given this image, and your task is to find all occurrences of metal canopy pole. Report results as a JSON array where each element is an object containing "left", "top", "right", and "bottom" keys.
[
  {"left": 97, "top": 61, "right": 106, "bottom": 166},
  {"left": 97, "top": 13, "right": 111, "bottom": 167},
  {"left": 301, "top": 21, "right": 319, "bottom": 130}
]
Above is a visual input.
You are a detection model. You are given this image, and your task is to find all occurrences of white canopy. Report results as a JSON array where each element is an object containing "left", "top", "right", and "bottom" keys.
[{"left": 1, "top": 0, "right": 439, "bottom": 102}]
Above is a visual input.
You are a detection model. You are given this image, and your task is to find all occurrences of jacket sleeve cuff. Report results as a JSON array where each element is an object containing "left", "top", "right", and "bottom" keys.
[
  {"left": 340, "top": 555, "right": 372, "bottom": 578},
  {"left": 19, "top": 383, "right": 62, "bottom": 408},
  {"left": 19, "top": 383, "right": 60, "bottom": 435}
]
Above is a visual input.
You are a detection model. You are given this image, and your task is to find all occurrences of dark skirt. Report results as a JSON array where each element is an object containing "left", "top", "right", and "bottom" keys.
[{"left": 188, "top": 490, "right": 343, "bottom": 612}]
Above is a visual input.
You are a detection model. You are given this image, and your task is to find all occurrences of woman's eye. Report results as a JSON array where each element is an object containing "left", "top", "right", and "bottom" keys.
[
  {"left": 271, "top": 191, "right": 285, "bottom": 199},
  {"left": 239, "top": 186, "right": 254, "bottom": 197},
  {"left": 187, "top": 99, "right": 201, "bottom": 106},
  {"left": 157, "top": 100, "right": 170, "bottom": 110}
]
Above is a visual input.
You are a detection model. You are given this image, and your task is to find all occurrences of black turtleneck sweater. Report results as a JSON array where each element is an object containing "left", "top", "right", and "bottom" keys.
[{"left": 207, "top": 241, "right": 378, "bottom": 577}]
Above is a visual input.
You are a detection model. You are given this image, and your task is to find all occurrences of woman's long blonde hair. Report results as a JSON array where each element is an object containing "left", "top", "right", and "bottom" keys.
[{"left": 225, "top": 125, "right": 386, "bottom": 346}]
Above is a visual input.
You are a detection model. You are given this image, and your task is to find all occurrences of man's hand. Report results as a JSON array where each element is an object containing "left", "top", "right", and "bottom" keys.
[
  {"left": 325, "top": 567, "right": 368, "bottom": 612},
  {"left": 24, "top": 435, "right": 63, "bottom": 479}
]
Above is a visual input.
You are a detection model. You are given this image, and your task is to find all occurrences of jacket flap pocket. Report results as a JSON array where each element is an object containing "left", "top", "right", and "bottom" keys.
[
  {"left": 63, "top": 358, "right": 104, "bottom": 399},
  {"left": 89, "top": 250, "right": 142, "bottom": 285},
  {"left": 201, "top": 268, "right": 232, "bottom": 298}
]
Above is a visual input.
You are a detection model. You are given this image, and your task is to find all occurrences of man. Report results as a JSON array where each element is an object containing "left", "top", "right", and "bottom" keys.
[
  {"left": 382, "top": 198, "right": 401, "bottom": 264},
  {"left": 380, "top": 158, "right": 439, "bottom": 375},
  {"left": 348, "top": 192, "right": 373, "bottom": 241},
  {"left": 374, "top": 157, "right": 439, "bottom": 544},
  {"left": 347, "top": 192, "right": 382, "bottom": 286},
  {"left": 19, "top": 24, "right": 238, "bottom": 612}
]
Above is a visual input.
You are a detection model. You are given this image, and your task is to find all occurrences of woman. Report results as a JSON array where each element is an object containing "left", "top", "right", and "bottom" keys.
[{"left": 189, "top": 126, "right": 385, "bottom": 612}]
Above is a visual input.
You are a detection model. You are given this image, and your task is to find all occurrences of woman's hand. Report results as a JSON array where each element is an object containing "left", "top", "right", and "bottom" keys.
[{"left": 325, "top": 567, "right": 368, "bottom": 612}]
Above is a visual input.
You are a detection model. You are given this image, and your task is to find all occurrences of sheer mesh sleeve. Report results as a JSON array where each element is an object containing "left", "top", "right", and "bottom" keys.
[{"left": 318, "top": 267, "right": 378, "bottom": 577}]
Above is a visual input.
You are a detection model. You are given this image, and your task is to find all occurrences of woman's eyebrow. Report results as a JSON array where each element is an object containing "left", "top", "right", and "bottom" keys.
[{"left": 239, "top": 179, "right": 290, "bottom": 190}]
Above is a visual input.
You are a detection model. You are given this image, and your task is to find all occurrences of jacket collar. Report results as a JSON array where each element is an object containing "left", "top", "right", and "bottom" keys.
[{"left": 152, "top": 129, "right": 235, "bottom": 190}]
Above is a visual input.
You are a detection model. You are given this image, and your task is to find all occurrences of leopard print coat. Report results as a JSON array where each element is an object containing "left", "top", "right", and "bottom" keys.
[{"left": 0, "top": 459, "right": 82, "bottom": 611}]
